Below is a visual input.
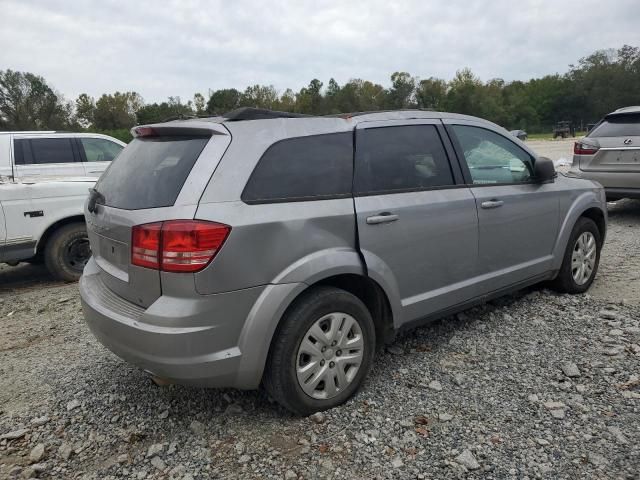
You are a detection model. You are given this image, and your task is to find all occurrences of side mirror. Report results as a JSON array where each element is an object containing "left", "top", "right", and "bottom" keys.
[{"left": 534, "top": 156, "right": 556, "bottom": 183}]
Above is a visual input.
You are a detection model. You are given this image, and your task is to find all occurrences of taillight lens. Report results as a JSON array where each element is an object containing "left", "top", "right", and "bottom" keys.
[
  {"left": 574, "top": 142, "right": 599, "bottom": 155},
  {"left": 131, "top": 222, "right": 162, "bottom": 269},
  {"left": 131, "top": 220, "right": 231, "bottom": 272}
]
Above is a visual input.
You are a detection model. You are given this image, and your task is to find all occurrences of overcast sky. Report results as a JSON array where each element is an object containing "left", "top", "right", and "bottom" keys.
[{"left": 0, "top": 0, "right": 637, "bottom": 103}]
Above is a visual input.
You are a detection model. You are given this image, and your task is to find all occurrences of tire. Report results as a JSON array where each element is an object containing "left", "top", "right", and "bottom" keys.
[
  {"left": 44, "top": 223, "right": 91, "bottom": 282},
  {"left": 263, "top": 286, "right": 376, "bottom": 416},
  {"left": 551, "top": 217, "right": 601, "bottom": 294}
]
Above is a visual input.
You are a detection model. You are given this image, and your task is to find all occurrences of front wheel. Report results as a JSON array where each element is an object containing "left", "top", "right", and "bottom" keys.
[
  {"left": 44, "top": 223, "right": 91, "bottom": 282},
  {"left": 551, "top": 217, "right": 601, "bottom": 294},
  {"left": 263, "top": 287, "right": 376, "bottom": 415}
]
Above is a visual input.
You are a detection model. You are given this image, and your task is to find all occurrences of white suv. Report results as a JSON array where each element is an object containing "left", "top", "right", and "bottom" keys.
[{"left": 0, "top": 132, "right": 125, "bottom": 179}]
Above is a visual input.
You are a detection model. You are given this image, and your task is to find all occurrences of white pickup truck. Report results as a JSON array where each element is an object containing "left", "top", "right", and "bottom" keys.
[{"left": 0, "top": 175, "right": 94, "bottom": 281}]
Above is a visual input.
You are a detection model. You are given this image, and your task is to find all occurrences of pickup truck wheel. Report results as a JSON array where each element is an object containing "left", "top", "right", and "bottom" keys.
[
  {"left": 263, "top": 286, "right": 376, "bottom": 416},
  {"left": 44, "top": 223, "right": 90, "bottom": 282},
  {"left": 551, "top": 217, "right": 601, "bottom": 294}
]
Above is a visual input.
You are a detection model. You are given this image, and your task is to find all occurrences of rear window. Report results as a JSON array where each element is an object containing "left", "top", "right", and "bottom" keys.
[
  {"left": 96, "top": 135, "right": 209, "bottom": 210},
  {"left": 590, "top": 114, "right": 640, "bottom": 137},
  {"left": 242, "top": 132, "right": 353, "bottom": 203}
]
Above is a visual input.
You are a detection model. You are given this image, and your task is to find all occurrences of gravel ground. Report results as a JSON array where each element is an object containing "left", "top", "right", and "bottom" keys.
[{"left": 1, "top": 169, "right": 639, "bottom": 478}]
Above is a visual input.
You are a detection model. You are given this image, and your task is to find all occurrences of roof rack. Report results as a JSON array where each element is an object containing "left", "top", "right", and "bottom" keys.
[{"left": 222, "top": 107, "right": 311, "bottom": 121}]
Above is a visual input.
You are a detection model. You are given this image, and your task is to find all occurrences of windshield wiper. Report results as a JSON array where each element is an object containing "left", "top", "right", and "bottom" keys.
[{"left": 87, "top": 188, "right": 105, "bottom": 213}]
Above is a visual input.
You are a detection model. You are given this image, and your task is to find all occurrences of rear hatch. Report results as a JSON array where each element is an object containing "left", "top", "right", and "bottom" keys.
[
  {"left": 86, "top": 123, "right": 231, "bottom": 307},
  {"left": 579, "top": 112, "right": 640, "bottom": 175}
]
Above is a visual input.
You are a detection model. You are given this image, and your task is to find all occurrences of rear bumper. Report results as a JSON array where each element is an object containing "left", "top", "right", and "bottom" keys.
[
  {"left": 603, "top": 187, "right": 640, "bottom": 200},
  {"left": 79, "top": 257, "right": 268, "bottom": 388},
  {"left": 568, "top": 166, "right": 640, "bottom": 197}
]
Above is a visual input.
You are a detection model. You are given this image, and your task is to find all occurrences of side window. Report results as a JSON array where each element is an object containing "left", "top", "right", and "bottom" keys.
[
  {"left": 452, "top": 125, "right": 534, "bottom": 185},
  {"left": 242, "top": 133, "right": 353, "bottom": 203},
  {"left": 354, "top": 125, "right": 454, "bottom": 194},
  {"left": 13, "top": 139, "right": 32, "bottom": 165},
  {"left": 25, "top": 138, "right": 76, "bottom": 164},
  {"left": 80, "top": 138, "right": 123, "bottom": 162}
]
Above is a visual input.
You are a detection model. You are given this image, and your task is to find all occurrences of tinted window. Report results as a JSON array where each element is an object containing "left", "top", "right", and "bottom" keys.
[
  {"left": 242, "top": 133, "right": 353, "bottom": 203},
  {"left": 96, "top": 136, "right": 209, "bottom": 210},
  {"left": 452, "top": 125, "right": 533, "bottom": 185},
  {"left": 590, "top": 115, "right": 640, "bottom": 137},
  {"left": 80, "top": 138, "right": 123, "bottom": 162},
  {"left": 13, "top": 139, "right": 31, "bottom": 165},
  {"left": 354, "top": 125, "right": 454, "bottom": 194},
  {"left": 15, "top": 138, "right": 75, "bottom": 164}
]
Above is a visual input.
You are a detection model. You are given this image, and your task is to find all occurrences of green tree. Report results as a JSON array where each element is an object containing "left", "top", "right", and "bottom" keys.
[
  {"left": 239, "top": 85, "right": 279, "bottom": 109},
  {"left": 136, "top": 96, "right": 193, "bottom": 125},
  {"left": 0, "top": 69, "right": 72, "bottom": 130},
  {"left": 193, "top": 93, "right": 206, "bottom": 115},
  {"left": 445, "top": 68, "right": 484, "bottom": 115},
  {"left": 75, "top": 93, "right": 96, "bottom": 127},
  {"left": 206, "top": 88, "right": 241, "bottom": 114},
  {"left": 93, "top": 91, "right": 142, "bottom": 130},
  {"left": 387, "top": 72, "right": 416, "bottom": 109},
  {"left": 415, "top": 77, "right": 447, "bottom": 110}
]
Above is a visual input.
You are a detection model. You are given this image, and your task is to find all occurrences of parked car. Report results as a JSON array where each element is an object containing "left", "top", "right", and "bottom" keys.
[
  {"left": 0, "top": 132, "right": 125, "bottom": 179},
  {"left": 509, "top": 129, "right": 528, "bottom": 141},
  {"left": 570, "top": 106, "right": 640, "bottom": 200},
  {"left": 80, "top": 108, "right": 607, "bottom": 415},
  {"left": 0, "top": 176, "right": 94, "bottom": 281}
]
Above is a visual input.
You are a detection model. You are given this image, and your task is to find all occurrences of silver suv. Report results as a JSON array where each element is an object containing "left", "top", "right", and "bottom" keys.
[
  {"left": 80, "top": 109, "right": 607, "bottom": 414},
  {"left": 570, "top": 106, "right": 640, "bottom": 200}
]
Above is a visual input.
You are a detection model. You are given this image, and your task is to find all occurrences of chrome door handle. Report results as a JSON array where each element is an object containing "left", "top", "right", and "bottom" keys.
[
  {"left": 366, "top": 213, "right": 399, "bottom": 225},
  {"left": 481, "top": 200, "right": 504, "bottom": 209}
]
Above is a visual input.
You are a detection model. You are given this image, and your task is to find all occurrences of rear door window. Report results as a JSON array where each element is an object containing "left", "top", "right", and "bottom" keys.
[
  {"left": 590, "top": 115, "right": 640, "bottom": 137},
  {"left": 14, "top": 138, "right": 76, "bottom": 164},
  {"left": 96, "top": 135, "right": 209, "bottom": 210},
  {"left": 80, "top": 138, "right": 124, "bottom": 162},
  {"left": 354, "top": 125, "right": 454, "bottom": 194},
  {"left": 242, "top": 132, "right": 353, "bottom": 203}
]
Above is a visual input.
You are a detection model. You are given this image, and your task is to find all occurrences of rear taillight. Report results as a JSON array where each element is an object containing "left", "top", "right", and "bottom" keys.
[
  {"left": 131, "top": 222, "right": 161, "bottom": 269},
  {"left": 131, "top": 220, "right": 231, "bottom": 272},
  {"left": 574, "top": 141, "right": 599, "bottom": 155}
]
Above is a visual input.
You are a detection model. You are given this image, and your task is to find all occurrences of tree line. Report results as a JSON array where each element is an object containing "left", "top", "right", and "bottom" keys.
[{"left": 1, "top": 45, "right": 638, "bottom": 143}]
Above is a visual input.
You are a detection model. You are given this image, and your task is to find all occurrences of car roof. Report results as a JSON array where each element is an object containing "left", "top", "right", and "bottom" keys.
[
  {"left": 143, "top": 108, "right": 504, "bottom": 133},
  {"left": 0, "top": 131, "right": 127, "bottom": 146}
]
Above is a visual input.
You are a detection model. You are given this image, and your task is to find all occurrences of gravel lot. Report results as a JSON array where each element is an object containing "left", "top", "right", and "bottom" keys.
[{"left": 1, "top": 138, "right": 639, "bottom": 479}]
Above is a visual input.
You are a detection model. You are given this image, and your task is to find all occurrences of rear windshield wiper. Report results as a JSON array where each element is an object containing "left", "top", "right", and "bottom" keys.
[{"left": 87, "top": 188, "right": 105, "bottom": 213}]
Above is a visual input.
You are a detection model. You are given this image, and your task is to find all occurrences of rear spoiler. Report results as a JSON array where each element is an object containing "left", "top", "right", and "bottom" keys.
[
  {"left": 604, "top": 110, "right": 640, "bottom": 120},
  {"left": 130, "top": 122, "right": 229, "bottom": 138}
]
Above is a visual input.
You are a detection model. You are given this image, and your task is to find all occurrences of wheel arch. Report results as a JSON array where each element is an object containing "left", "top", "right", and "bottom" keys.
[
  {"left": 552, "top": 193, "right": 607, "bottom": 271},
  {"left": 36, "top": 215, "right": 86, "bottom": 256},
  {"left": 234, "top": 270, "right": 397, "bottom": 390},
  {"left": 580, "top": 207, "right": 606, "bottom": 242}
]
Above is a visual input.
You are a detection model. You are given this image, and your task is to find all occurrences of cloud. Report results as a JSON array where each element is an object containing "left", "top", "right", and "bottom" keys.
[{"left": 0, "top": 0, "right": 636, "bottom": 102}]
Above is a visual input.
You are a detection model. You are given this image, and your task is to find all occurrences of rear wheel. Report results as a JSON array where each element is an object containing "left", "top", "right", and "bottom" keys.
[
  {"left": 44, "top": 223, "right": 91, "bottom": 282},
  {"left": 263, "top": 287, "right": 376, "bottom": 415},
  {"left": 551, "top": 217, "right": 601, "bottom": 294}
]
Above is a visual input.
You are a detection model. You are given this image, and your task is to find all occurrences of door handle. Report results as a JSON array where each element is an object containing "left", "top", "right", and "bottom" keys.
[
  {"left": 366, "top": 212, "right": 399, "bottom": 225},
  {"left": 481, "top": 200, "right": 504, "bottom": 209}
]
